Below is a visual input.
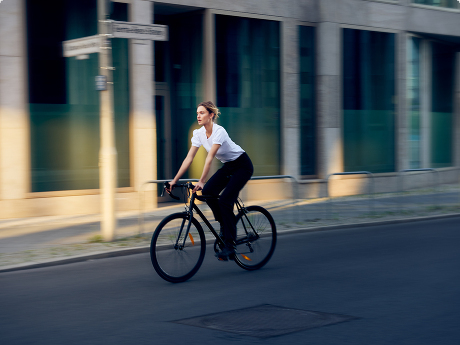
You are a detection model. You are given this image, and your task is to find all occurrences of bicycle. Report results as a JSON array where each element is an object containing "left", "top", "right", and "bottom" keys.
[{"left": 150, "top": 181, "right": 277, "bottom": 283}]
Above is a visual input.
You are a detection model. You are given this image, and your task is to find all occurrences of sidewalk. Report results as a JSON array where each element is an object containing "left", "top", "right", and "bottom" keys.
[{"left": 1, "top": 184, "right": 459, "bottom": 272}]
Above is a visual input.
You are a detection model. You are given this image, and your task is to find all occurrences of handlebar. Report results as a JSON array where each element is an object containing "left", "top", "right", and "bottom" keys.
[
  {"left": 162, "top": 182, "right": 218, "bottom": 202},
  {"left": 163, "top": 182, "right": 181, "bottom": 200}
]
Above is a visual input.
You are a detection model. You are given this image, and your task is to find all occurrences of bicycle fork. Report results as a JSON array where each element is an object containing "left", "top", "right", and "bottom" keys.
[{"left": 174, "top": 215, "right": 194, "bottom": 250}]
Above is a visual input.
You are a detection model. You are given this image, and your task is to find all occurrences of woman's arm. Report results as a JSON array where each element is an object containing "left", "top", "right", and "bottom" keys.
[
  {"left": 168, "top": 146, "right": 199, "bottom": 191},
  {"left": 192, "top": 144, "right": 221, "bottom": 193}
]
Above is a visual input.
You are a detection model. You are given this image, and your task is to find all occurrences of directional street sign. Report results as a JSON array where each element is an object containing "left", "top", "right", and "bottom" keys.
[
  {"left": 63, "top": 22, "right": 168, "bottom": 58},
  {"left": 63, "top": 35, "right": 101, "bottom": 57},
  {"left": 111, "top": 21, "right": 168, "bottom": 41}
]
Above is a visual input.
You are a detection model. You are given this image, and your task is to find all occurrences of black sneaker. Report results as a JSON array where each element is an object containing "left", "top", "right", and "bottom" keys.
[{"left": 215, "top": 242, "right": 236, "bottom": 261}]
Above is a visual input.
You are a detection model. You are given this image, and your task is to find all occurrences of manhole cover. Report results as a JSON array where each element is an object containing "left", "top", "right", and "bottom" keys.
[{"left": 172, "top": 304, "right": 358, "bottom": 338}]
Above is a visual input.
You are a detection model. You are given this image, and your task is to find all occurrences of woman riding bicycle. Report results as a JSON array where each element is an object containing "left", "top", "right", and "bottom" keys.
[{"left": 167, "top": 101, "right": 254, "bottom": 260}]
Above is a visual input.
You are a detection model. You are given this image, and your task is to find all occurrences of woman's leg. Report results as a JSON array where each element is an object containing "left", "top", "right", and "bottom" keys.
[
  {"left": 202, "top": 167, "right": 230, "bottom": 224},
  {"left": 219, "top": 155, "right": 253, "bottom": 243}
]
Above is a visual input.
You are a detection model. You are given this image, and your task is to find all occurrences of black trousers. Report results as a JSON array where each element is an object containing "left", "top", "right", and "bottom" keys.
[{"left": 202, "top": 152, "right": 253, "bottom": 243}]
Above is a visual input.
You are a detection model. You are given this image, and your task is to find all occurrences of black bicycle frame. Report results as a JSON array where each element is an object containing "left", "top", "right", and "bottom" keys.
[
  {"left": 188, "top": 193, "right": 226, "bottom": 247},
  {"left": 173, "top": 183, "right": 256, "bottom": 248}
]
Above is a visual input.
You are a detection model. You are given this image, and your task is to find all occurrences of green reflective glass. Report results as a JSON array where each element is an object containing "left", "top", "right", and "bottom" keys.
[
  {"left": 431, "top": 42, "right": 455, "bottom": 168},
  {"left": 299, "top": 26, "right": 316, "bottom": 176},
  {"left": 343, "top": 29, "right": 396, "bottom": 173},
  {"left": 111, "top": 3, "right": 130, "bottom": 187},
  {"left": 216, "top": 15, "right": 281, "bottom": 176},
  {"left": 413, "top": 0, "right": 459, "bottom": 9},
  {"left": 155, "top": 96, "right": 165, "bottom": 180},
  {"left": 27, "top": 0, "right": 130, "bottom": 192},
  {"left": 168, "top": 13, "right": 203, "bottom": 176}
]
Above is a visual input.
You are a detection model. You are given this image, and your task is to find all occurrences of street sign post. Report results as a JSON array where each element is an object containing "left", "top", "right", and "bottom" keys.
[{"left": 98, "top": 0, "right": 117, "bottom": 242}]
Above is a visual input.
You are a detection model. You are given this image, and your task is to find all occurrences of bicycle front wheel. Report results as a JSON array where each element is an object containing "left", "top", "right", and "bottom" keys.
[
  {"left": 234, "top": 206, "right": 276, "bottom": 271},
  {"left": 150, "top": 213, "right": 206, "bottom": 283}
]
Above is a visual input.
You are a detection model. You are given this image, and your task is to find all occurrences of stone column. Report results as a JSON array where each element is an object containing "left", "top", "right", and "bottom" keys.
[
  {"left": 202, "top": 10, "right": 219, "bottom": 175},
  {"left": 203, "top": 10, "right": 216, "bottom": 103},
  {"left": 316, "top": 22, "right": 342, "bottom": 179},
  {"left": 396, "top": 32, "right": 408, "bottom": 171},
  {"left": 0, "top": 0, "right": 29, "bottom": 200},
  {"left": 281, "top": 20, "right": 300, "bottom": 178},
  {"left": 130, "top": 0, "right": 156, "bottom": 206}
]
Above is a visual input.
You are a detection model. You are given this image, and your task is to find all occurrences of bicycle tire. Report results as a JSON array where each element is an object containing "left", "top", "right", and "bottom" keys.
[
  {"left": 150, "top": 213, "right": 206, "bottom": 283},
  {"left": 233, "top": 205, "right": 276, "bottom": 270}
]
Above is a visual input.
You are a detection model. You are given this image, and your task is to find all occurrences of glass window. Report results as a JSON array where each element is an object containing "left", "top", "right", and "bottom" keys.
[
  {"left": 26, "top": 0, "right": 130, "bottom": 192},
  {"left": 342, "top": 29, "right": 396, "bottom": 173},
  {"left": 152, "top": 8, "right": 204, "bottom": 180},
  {"left": 111, "top": 3, "right": 131, "bottom": 188},
  {"left": 216, "top": 15, "right": 281, "bottom": 176},
  {"left": 154, "top": 40, "right": 167, "bottom": 82},
  {"left": 168, "top": 13, "right": 204, "bottom": 177},
  {"left": 407, "top": 37, "right": 422, "bottom": 169},
  {"left": 431, "top": 41, "right": 456, "bottom": 168},
  {"left": 299, "top": 26, "right": 316, "bottom": 177},
  {"left": 155, "top": 95, "right": 166, "bottom": 180},
  {"left": 27, "top": 0, "right": 99, "bottom": 192},
  {"left": 413, "top": 0, "right": 459, "bottom": 9}
]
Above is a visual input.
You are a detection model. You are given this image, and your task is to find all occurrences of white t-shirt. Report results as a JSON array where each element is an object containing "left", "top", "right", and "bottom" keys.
[{"left": 191, "top": 123, "right": 245, "bottom": 163}]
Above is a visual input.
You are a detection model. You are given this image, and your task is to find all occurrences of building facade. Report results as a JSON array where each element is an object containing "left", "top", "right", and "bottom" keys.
[{"left": 0, "top": 0, "right": 459, "bottom": 218}]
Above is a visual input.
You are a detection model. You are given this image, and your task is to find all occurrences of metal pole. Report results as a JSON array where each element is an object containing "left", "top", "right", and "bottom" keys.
[{"left": 98, "top": 0, "right": 117, "bottom": 241}]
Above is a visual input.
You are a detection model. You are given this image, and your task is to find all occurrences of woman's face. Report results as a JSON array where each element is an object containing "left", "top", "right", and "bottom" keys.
[{"left": 197, "top": 106, "right": 214, "bottom": 126}]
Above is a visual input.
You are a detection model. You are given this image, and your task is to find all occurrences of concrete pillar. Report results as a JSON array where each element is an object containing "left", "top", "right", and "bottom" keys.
[
  {"left": 203, "top": 10, "right": 216, "bottom": 103},
  {"left": 396, "top": 32, "right": 408, "bottom": 171},
  {"left": 0, "top": 0, "right": 29, "bottom": 200},
  {"left": 202, "top": 10, "right": 220, "bottom": 175},
  {"left": 129, "top": 0, "right": 156, "bottom": 204},
  {"left": 281, "top": 20, "right": 300, "bottom": 178},
  {"left": 316, "top": 22, "right": 342, "bottom": 178}
]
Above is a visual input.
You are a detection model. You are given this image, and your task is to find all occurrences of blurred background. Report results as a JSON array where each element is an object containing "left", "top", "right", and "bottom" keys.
[
  {"left": 2, "top": 4, "right": 460, "bottom": 343},
  {"left": 0, "top": 0, "right": 459, "bottom": 220}
]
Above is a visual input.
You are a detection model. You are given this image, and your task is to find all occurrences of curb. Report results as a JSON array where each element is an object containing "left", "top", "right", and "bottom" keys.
[
  {"left": 277, "top": 212, "right": 460, "bottom": 235},
  {"left": 0, "top": 246, "right": 150, "bottom": 273},
  {"left": 1, "top": 212, "right": 459, "bottom": 274}
]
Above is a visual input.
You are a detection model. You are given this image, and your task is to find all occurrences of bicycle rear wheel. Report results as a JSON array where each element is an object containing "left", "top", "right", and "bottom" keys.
[
  {"left": 234, "top": 206, "right": 276, "bottom": 270},
  {"left": 150, "top": 213, "right": 206, "bottom": 283}
]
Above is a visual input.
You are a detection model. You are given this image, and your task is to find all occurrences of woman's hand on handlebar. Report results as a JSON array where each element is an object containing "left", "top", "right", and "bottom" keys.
[
  {"left": 165, "top": 180, "right": 176, "bottom": 193},
  {"left": 192, "top": 181, "right": 204, "bottom": 193}
]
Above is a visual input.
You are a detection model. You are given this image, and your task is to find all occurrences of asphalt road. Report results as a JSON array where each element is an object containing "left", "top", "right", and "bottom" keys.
[{"left": 1, "top": 217, "right": 459, "bottom": 345}]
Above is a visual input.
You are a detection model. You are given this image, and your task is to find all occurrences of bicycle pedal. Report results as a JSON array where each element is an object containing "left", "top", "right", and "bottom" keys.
[
  {"left": 216, "top": 254, "right": 228, "bottom": 261},
  {"left": 215, "top": 251, "right": 234, "bottom": 261}
]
